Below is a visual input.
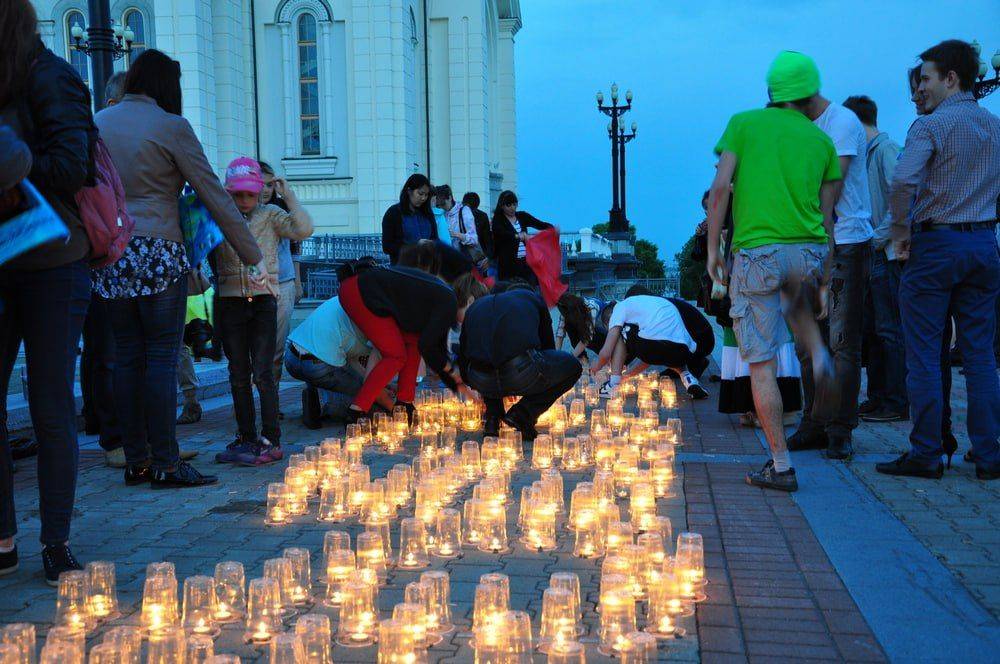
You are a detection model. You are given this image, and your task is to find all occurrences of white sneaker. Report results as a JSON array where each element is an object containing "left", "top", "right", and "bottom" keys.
[
  {"left": 679, "top": 370, "right": 709, "bottom": 400},
  {"left": 598, "top": 381, "right": 618, "bottom": 399}
]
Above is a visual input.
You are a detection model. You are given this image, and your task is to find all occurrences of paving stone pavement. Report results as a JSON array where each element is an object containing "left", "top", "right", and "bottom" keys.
[{"left": 4, "top": 358, "right": 999, "bottom": 662}]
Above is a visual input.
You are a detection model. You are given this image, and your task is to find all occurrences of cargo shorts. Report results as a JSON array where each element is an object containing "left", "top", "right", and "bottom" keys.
[{"left": 729, "top": 243, "right": 828, "bottom": 364}]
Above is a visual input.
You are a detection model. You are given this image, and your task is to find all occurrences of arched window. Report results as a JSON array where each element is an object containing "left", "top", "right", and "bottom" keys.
[
  {"left": 123, "top": 9, "right": 147, "bottom": 66},
  {"left": 297, "top": 14, "right": 320, "bottom": 155},
  {"left": 64, "top": 10, "right": 90, "bottom": 85}
]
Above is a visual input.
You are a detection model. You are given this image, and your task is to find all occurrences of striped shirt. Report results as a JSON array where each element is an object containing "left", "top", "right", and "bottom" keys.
[{"left": 889, "top": 91, "right": 1000, "bottom": 241}]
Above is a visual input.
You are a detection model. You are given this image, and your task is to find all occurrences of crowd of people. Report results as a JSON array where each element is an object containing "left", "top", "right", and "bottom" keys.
[
  {"left": 700, "top": 40, "right": 999, "bottom": 492},
  {"left": 0, "top": 0, "right": 995, "bottom": 588}
]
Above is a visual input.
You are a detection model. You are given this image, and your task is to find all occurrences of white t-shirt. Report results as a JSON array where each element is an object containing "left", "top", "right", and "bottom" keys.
[
  {"left": 814, "top": 103, "right": 873, "bottom": 245},
  {"left": 608, "top": 295, "right": 696, "bottom": 352}
]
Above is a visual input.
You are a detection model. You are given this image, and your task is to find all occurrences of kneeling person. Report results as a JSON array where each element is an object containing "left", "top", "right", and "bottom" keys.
[
  {"left": 459, "top": 284, "right": 582, "bottom": 439},
  {"left": 593, "top": 295, "right": 715, "bottom": 399},
  {"left": 285, "top": 295, "right": 394, "bottom": 428}
]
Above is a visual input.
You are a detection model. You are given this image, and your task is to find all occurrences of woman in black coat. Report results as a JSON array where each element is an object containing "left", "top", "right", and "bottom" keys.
[
  {"left": 491, "top": 190, "right": 554, "bottom": 283},
  {"left": 381, "top": 173, "right": 438, "bottom": 264}
]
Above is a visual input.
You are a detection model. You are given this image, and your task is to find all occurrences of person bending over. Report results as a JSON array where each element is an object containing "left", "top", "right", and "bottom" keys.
[
  {"left": 339, "top": 264, "right": 485, "bottom": 422},
  {"left": 592, "top": 294, "right": 715, "bottom": 400},
  {"left": 459, "top": 283, "right": 583, "bottom": 440}
]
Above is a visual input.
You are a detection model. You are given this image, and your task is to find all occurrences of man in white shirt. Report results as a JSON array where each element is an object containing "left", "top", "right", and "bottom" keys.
[
  {"left": 786, "top": 89, "right": 873, "bottom": 461},
  {"left": 590, "top": 293, "right": 715, "bottom": 400}
]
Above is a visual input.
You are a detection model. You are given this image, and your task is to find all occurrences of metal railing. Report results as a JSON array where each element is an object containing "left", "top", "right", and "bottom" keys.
[
  {"left": 593, "top": 270, "right": 681, "bottom": 302},
  {"left": 300, "top": 234, "right": 384, "bottom": 262}
]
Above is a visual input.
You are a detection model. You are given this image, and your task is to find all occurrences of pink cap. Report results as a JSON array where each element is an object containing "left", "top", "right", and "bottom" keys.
[{"left": 224, "top": 157, "right": 264, "bottom": 195}]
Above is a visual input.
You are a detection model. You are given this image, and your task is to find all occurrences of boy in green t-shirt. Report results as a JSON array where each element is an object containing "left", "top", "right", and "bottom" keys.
[{"left": 705, "top": 50, "right": 842, "bottom": 493}]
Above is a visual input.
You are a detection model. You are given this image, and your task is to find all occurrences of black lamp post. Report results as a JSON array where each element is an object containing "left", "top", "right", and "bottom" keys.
[
  {"left": 596, "top": 84, "right": 633, "bottom": 235},
  {"left": 972, "top": 41, "right": 1000, "bottom": 99},
  {"left": 612, "top": 121, "right": 637, "bottom": 224},
  {"left": 70, "top": 0, "right": 133, "bottom": 108}
]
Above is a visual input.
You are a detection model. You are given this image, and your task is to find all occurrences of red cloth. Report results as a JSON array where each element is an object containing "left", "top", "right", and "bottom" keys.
[
  {"left": 525, "top": 227, "right": 567, "bottom": 308},
  {"left": 339, "top": 276, "right": 421, "bottom": 410}
]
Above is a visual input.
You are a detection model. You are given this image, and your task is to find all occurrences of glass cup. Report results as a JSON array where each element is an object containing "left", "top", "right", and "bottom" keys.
[
  {"left": 295, "top": 613, "right": 333, "bottom": 664},
  {"left": 182, "top": 575, "right": 220, "bottom": 637},
  {"left": 244, "top": 577, "right": 282, "bottom": 644},
  {"left": 266, "top": 482, "right": 289, "bottom": 525},
  {"left": 213, "top": 561, "right": 246, "bottom": 623},
  {"left": 356, "top": 531, "right": 388, "bottom": 582},
  {"left": 392, "top": 602, "right": 429, "bottom": 649},
  {"left": 420, "top": 570, "right": 453, "bottom": 635},
  {"left": 545, "top": 639, "right": 586, "bottom": 663},
  {"left": 102, "top": 626, "right": 141, "bottom": 664},
  {"left": 323, "top": 549, "right": 356, "bottom": 607},
  {"left": 539, "top": 587, "right": 577, "bottom": 653},
  {"left": 283, "top": 547, "right": 313, "bottom": 606},
  {"left": 185, "top": 634, "right": 214, "bottom": 664},
  {"left": 54, "top": 570, "right": 91, "bottom": 633},
  {"left": 39, "top": 642, "right": 80, "bottom": 664},
  {"left": 269, "top": 633, "right": 305, "bottom": 664},
  {"left": 403, "top": 582, "right": 442, "bottom": 647},
  {"left": 147, "top": 625, "right": 186, "bottom": 664},
  {"left": 321, "top": 531, "right": 351, "bottom": 580},
  {"left": 204, "top": 657, "right": 242, "bottom": 664},
  {"left": 85, "top": 561, "right": 120, "bottom": 622},
  {"left": 336, "top": 581, "right": 378, "bottom": 647},
  {"left": 471, "top": 583, "right": 506, "bottom": 644},
  {"left": 141, "top": 575, "right": 178, "bottom": 636},
  {"left": 675, "top": 532, "right": 706, "bottom": 588},
  {"left": 598, "top": 589, "right": 637, "bottom": 656},
  {"left": 618, "top": 631, "right": 658, "bottom": 663},
  {"left": 263, "top": 558, "right": 297, "bottom": 615},
  {"left": 397, "top": 517, "right": 430, "bottom": 568},
  {"left": 86, "top": 642, "right": 118, "bottom": 664},
  {"left": 433, "top": 508, "right": 462, "bottom": 558},
  {"left": 1, "top": 623, "right": 36, "bottom": 664}
]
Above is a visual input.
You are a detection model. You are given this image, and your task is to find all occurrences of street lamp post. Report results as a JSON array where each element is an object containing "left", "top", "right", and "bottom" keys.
[
  {"left": 596, "top": 84, "right": 633, "bottom": 234},
  {"left": 70, "top": 0, "right": 134, "bottom": 108},
  {"left": 971, "top": 41, "right": 1000, "bottom": 99},
  {"left": 615, "top": 121, "right": 638, "bottom": 223}
]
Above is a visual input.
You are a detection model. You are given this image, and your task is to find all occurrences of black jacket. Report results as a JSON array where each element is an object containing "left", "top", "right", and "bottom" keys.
[
  {"left": 491, "top": 210, "right": 552, "bottom": 280},
  {"left": 458, "top": 288, "right": 555, "bottom": 379},
  {"left": 471, "top": 207, "right": 493, "bottom": 258},
  {"left": 1, "top": 42, "right": 96, "bottom": 270},
  {"left": 381, "top": 202, "right": 438, "bottom": 264}
]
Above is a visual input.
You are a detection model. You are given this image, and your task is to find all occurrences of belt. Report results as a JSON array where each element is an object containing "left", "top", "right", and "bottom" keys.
[
  {"left": 288, "top": 343, "right": 319, "bottom": 362},
  {"left": 914, "top": 220, "right": 997, "bottom": 233}
]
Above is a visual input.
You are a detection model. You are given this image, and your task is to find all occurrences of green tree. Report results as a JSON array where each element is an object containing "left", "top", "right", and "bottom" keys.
[
  {"left": 674, "top": 235, "right": 704, "bottom": 300},
  {"left": 591, "top": 223, "right": 664, "bottom": 279}
]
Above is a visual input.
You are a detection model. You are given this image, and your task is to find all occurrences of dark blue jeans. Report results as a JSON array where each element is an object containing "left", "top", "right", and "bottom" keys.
[
  {"left": 108, "top": 278, "right": 188, "bottom": 471},
  {"left": 0, "top": 261, "right": 90, "bottom": 545},
  {"left": 868, "top": 253, "right": 908, "bottom": 413},
  {"left": 283, "top": 345, "right": 362, "bottom": 421},
  {"left": 217, "top": 296, "right": 280, "bottom": 444},
  {"left": 467, "top": 349, "right": 583, "bottom": 427},
  {"left": 900, "top": 228, "right": 1000, "bottom": 467},
  {"left": 81, "top": 295, "right": 121, "bottom": 450}
]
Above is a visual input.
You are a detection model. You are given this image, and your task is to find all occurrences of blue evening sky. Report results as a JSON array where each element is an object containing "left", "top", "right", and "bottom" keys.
[{"left": 514, "top": 0, "right": 1000, "bottom": 260}]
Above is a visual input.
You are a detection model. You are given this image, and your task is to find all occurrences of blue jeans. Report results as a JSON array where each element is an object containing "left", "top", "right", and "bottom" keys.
[
  {"left": 108, "top": 278, "right": 188, "bottom": 471},
  {"left": 868, "top": 253, "right": 908, "bottom": 413},
  {"left": 283, "top": 345, "right": 362, "bottom": 421},
  {"left": 0, "top": 261, "right": 90, "bottom": 545},
  {"left": 81, "top": 296, "right": 122, "bottom": 450},
  {"left": 900, "top": 228, "right": 1000, "bottom": 466}
]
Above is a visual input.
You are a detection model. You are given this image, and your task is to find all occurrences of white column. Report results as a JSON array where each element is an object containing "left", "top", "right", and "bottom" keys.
[
  {"left": 38, "top": 21, "right": 56, "bottom": 50},
  {"left": 496, "top": 17, "right": 519, "bottom": 192},
  {"left": 320, "top": 20, "right": 336, "bottom": 158},
  {"left": 279, "top": 22, "right": 296, "bottom": 159}
]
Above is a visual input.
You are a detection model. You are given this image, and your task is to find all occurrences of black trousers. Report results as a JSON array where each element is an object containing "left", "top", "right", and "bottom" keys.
[
  {"left": 217, "top": 295, "right": 280, "bottom": 444},
  {"left": 81, "top": 295, "right": 121, "bottom": 450},
  {"left": 467, "top": 350, "right": 582, "bottom": 426},
  {"left": 626, "top": 298, "right": 715, "bottom": 378}
]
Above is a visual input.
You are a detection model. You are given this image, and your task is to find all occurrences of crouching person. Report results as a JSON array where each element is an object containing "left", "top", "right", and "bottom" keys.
[
  {"left": 285, "top": 292, "right": 395, "bottom": 428},
  {"left": 459, "top": 282, "right": 583, "bottom": 440}
]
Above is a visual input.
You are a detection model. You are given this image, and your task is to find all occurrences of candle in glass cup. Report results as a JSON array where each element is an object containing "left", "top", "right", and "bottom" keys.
[
  {"left": 365, "top": 523, "right": 393, "bottom": 567},
  {"left": 336, "top": 581, "right": 378, "bottom": 647},
  {"left": 54, "top": 570, "right": 91, "bottom": 633},
  {"left": 646, "top": 579, "right": 681, "bottom": 638},
  {"left": 317, "top": 477, "right": 350, "bottom": 522},
  {"left": 477, "top": 501, "right": 508, "bottom": 553},
  {"left": 538, "top": 587, "right": 577, "bottom": 653},
  {"left": 43, "top": 625, "right": 84, "bottom": 663},
  {"left": 598, "top": 589, "right": 636, "bottom": 656},
  {"left": 147, "top": 625, "right": 186, "bottom": 664},
  {"left": 420, "top": 570, "right": 453, "bottom": 635},
  {"left": 86, "top": 642, "right": 118, "bottom": 664},
  {"left": 269, "top": 633, "right": 305, "bottom": 664},
  {"left": 617, "top": 631, "right": 657, "bottom": 663},
  {"left": 213, "top": 561, "right": 246, "bottom": 623},
  {"left": 244, "top": 577, "right": 282, "bottom": 643},
  {"left": 675, "top": 531, "right": 707, "bottom": 588},
  {"left": 433, "top": 508, "right": 461, "bottom": 558},
  {"left": 263, "top": 558, "right": 297, "bottom": 616},
  {"left": 295, "top": 614, "right": 332, "bottom": 664},
  {"left": 403, "top": 582, "right": 442, "bottom": 646},
  {"left": 392, "top": 602, "right": 429, "bottom": 649},
  {"left": 323, "top": 550, "right": 356, "bottom": 606},
  {"left": 186, "top": 633, "right": 214, "bottom": 663},
  {"left": 1, "top": 623, "right": 36, "bottom": 664},
  {"left": 38, "top": 641, "right": 80, "bottom": 664},
  {"left": 397, "top": 517, "right": 430, "bottom": 568},
  {"left": 356, "top": 531, "right": 387, "bottom": 582},
  {"left": 265, "top": 481, "right": 291, "bottom": 526},
  {"left": 85, "top": 561, "right": 120, "bottom": 622},
  {"left": 141, "top": 575, "right": 178, "bottom": 636},
  {"left": 531, "top": 434, "right": 554, "bottom": 469},
  {"left": 102, "top": 626, "right": 141, "bottom": 663},
  {"left": 283, "top": 547, "right": 313, "bottom": 605},
  {"left": 182, "top": 575, "right": 220, "bottom": 637},
  {"left": 471, "top": 583, "right": 507, "bottom": 646},
  {"left": 378, "top": 618, "right": 422, "bottom": 664}
]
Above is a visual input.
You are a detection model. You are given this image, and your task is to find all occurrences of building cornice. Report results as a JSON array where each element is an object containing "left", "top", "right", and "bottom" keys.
[{"left": 497, "top": 0, "right": 522, "bottom": 35}]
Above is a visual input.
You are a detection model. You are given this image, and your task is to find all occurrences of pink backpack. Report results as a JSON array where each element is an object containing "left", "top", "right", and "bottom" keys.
[{"left": 74, "top": 137, "right": 134, "bottom": 267}]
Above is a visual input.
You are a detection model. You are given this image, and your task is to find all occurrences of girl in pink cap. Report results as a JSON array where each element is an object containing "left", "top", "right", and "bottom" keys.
[{"left": 213, "top": 157, "right": 314, "bottom": 465}]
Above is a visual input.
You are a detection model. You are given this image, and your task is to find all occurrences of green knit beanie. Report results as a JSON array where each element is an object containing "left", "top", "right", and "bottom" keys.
[{"left": 767, "top": 51, "right": 821, "bottom": 103}]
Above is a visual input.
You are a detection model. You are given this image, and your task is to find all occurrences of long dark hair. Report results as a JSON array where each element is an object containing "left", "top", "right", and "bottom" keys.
[
  {"left": 493, "top": 190, "right": 518, "bottom": 219},
  {"left": 558, "top": 292, "right": 594, "bottom": 345},
  {"left": 124, "top": 49, "right": 182, "bottom": 115},
  {"left": 397, "top": 239, "right": 441, "bottom": 275},
  {"left": 0, "top": 0, "right": 41, "bottom": 109},
  {"left": 399, "top": 173, "right": 433, "bottom": 218}
]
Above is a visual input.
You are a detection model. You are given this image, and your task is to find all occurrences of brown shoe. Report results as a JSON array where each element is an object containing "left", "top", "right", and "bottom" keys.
[{"left": 179, "top": 449, "right": 199, "bottom": 461}]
